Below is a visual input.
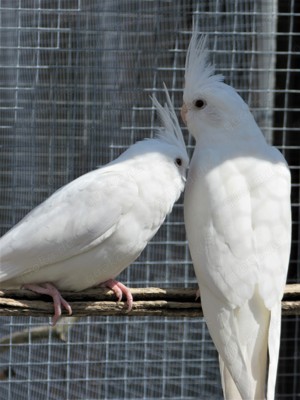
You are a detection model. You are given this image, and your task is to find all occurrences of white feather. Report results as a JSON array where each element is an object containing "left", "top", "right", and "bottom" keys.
[
  {"left": 184, "top": 33, "right": 224, "bottom": 103},
  {"left": 0, "top": 87, "right": 189, "bottom": 293},
  {"left": 152, "top": 83, "right": 187, "bottom": 152},
  {"left": 183, "top": 32, "right": 291, "bottom": 400}
]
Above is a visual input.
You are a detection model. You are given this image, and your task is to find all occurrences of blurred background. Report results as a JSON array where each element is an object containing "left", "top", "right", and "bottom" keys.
[{"left": 0, "top": 1, "right": 299, "bottom": 399}]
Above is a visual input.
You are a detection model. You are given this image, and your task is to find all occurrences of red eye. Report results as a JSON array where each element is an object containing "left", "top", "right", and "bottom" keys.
[{"left": 194, "top": 99, "right": 206, "bottom": 109}]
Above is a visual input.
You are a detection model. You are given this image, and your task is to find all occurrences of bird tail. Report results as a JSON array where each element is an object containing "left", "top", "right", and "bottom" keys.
[
  {"left": 201, "top": 285, "right": 270, "bottom": 400},
  {"left": 266, "top": 302, "right": 282, "bottom": 400},
  {"left": 220, "top": 300, "right": 282, "bottom": 400},
  {"left": 219, "top": 356, "right": 243, "bottom": 400}
]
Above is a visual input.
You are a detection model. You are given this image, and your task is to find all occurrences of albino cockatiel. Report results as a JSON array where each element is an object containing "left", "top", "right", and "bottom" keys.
[
  {"left": 182, "top": 33, "right": 291, "bottom": 400},
  {"left": 0, "top": 86, "right": 189, "bottom": 325}
]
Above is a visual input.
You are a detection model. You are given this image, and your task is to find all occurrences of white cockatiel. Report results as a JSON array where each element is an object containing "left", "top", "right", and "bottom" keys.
[
  {"left": 0, "top": 86, "right": 189, "bottom": 325},
  {"left": 182, "top": 33, "right": 291, "bottom": 400}
]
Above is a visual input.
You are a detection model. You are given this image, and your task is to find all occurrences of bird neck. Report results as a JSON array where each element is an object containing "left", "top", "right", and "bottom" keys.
[{"left": 191, "top": 119, "right": 266, "bottom": 150}]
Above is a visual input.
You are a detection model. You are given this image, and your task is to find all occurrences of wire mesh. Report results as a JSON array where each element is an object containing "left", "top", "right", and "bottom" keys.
[{"left": 0, "top": 1, "right": 299, "bottom": 399}]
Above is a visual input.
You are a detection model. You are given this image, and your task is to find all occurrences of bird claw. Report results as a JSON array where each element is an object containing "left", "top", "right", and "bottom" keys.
[
  {"left": 102, "top": 279, "right": 133, "bottom": 311},
  {"left": 195, "top": 288, "right": 201, "bottom": 301},
  {"left": 22, "top": 282, "right": 72, "bottom": 326}
]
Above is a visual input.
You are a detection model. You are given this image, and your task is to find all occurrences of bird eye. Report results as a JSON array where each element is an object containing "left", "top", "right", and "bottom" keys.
[
  {"left": 175, "top": 158, "right": 182, "bottom": 166},
  {"left": 194, "top": 99, "right": 206, "bottom": 109}
]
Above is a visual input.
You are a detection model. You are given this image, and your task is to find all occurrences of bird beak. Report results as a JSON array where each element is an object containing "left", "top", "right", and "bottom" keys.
[{"left": 181, "top": 103, "right": 188, "bottom": 125}]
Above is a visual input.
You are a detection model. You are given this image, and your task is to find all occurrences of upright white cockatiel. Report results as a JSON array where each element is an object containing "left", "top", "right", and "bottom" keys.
[
  {"left": 0, "top": 86, "right": 189, "bottom": 325},
  {"left": 182, "top": 33, "right": 291, "bottom": 400}
]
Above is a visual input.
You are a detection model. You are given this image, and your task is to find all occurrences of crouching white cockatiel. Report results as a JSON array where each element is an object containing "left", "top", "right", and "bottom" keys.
[
  {"left": 182, "top": 33, "right": 291, "bottom": 399},
  {"left": 0, "top": 85, "right": 189, "bottom": 325}
]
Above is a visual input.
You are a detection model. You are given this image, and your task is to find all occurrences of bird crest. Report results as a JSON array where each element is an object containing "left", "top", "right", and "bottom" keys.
[
  {"left": 151, "top": 83, "right": 188, "bottom": 158},
  {"left": 184, "top": 33, "right": 224, "bottom": 99}
]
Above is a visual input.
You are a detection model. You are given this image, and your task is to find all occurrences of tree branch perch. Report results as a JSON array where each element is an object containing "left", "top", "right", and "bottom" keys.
[{"left": 0, "top": 284, "right": 299, "bottom": 319}]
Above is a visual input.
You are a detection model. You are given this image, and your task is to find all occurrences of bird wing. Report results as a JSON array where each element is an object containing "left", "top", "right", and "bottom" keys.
[
  {"left": 199, "top": 155, "right": 259, "bottom": 307},
  {"left": 251, "top": 148, "right": 291, "bottom": 309},
  {"left": 0, "top": 167, "right": 139, "bottom": 282},
  {"left": 196, "top": 146, "right": 291, "bottom": 309},
  {"left": 250, "top": 148, "right": 291, "bottom": 400},
  {"left": 188, "top": 146, "right": 291, "bottom": 399}
]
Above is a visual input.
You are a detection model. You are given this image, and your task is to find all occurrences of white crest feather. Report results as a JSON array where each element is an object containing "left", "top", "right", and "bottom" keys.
[
  {"left": 151, "top": 83, "right": 187, "bottom": 156},
  {"left": 184, "top": 32, "right": 224, "bottom": 97}
]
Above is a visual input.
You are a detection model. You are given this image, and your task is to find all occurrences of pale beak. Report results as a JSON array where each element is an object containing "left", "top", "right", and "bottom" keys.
[{"left": 181, "top": 103, "right": 188, "bottom": 125}]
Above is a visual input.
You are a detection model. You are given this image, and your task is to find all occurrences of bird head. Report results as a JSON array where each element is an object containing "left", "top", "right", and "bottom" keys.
[{"left": 181, "top": 33, "right": 258, "bottom": 143}]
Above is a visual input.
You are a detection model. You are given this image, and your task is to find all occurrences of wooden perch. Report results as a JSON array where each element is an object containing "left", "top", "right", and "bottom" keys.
[{"left": 0, "top": 284, "right": 299, "bottom": 319}]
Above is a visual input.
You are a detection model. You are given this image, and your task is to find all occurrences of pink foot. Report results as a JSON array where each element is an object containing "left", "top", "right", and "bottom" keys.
[
  {"left": 22, "top": 282, "right": 72, "bottom": 326},
  {"left": 102, "top": 279, "right": 133, "bottom": 311}
]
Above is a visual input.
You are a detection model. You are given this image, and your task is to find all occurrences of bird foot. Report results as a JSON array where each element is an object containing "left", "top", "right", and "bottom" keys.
[
  {"left": 102, "top": 279, "right": 133, "bottom": 311},
  {"left": 22, "top": 282, "right": 72, "bottom": 326},
  {"left": 195, "top": 288, "right": 201, "bottom": 301}
]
